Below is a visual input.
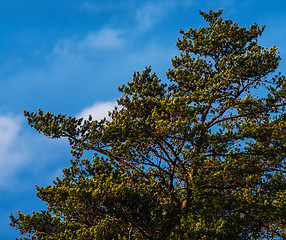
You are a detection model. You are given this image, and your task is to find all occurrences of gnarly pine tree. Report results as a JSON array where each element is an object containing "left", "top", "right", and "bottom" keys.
[{"left": 11, "top": 10, "right": 286, "bottom": 239}]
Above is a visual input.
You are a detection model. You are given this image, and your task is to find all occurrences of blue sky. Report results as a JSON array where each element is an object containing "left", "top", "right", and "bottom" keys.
[{"left": 1, "top": 0, "right": 286, "bottom": 238}]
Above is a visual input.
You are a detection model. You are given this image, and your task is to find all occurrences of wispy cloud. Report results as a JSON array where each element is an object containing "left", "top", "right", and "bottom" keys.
[
  {"left": 135, "top": 2, "right": 173, "bottom": 31},
  {"left": 0, "top": 115, "right": 29, "bottom": 188},
  {"left": 79, "top": 29, "right": 124, "bottom": 51},
  {"left": 78, "top": 1, "right": 183, "bottom": 32},
  {"left": 0, "top": 116, "right": 20, "bottom": 151},
  {"left": 134, "top": 0, "right": 194, "bottom": 31},
  {"left": 53, "top": 28, "right": 124, "bottom": 58}
]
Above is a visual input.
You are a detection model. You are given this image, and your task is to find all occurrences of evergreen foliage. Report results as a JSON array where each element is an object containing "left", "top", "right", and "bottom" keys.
[{"left": 10, "top": 10, "right": 286, "bottom": 239}]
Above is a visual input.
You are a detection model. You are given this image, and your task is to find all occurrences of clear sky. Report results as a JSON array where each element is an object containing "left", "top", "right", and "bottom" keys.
[{"left": 1, "top": 0, "right": 286, "bottom": 238}]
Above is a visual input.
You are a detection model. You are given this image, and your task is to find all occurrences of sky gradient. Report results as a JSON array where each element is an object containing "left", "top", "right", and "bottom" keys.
[{"left": 1, "top": 0, "right": 286, "bottom": 239}]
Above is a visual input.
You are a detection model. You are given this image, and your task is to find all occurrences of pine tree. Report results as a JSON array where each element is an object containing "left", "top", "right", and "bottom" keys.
[{"left": 10, "top": 10, "right": 286, "bottom": 239}]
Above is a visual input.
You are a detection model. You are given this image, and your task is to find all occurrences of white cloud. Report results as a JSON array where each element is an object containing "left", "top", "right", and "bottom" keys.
[
  {"left": 135, "top": 2, "right": 169, "bottom": 31},
  {"left": 0, "top": 115, "right": 29, "bottom": 187},
  {"left": 0, "top": 116, "right": 20, "bottom": 151},
  {"left": 77, "top": 101, "right": 117, "bottom": 121},
  {"left": 79, "top": 28, "right": 124, "bottom": 50},
  {"left": 134, "top": 0, "right": 193, "bottom": 31},
  {"left": 0, "top": 113, "right": 74, "bottom": 190},
  {"left": 53, "top": 28, "right": 124, "bottom": 58}
]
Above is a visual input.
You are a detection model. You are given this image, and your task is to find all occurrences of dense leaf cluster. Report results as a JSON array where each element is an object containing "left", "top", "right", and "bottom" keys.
[{"left": 11, "top": 10, "right": 286, "bottom": 239}]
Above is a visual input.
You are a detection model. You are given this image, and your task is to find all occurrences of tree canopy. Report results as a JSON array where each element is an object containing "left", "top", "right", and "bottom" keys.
[{"left": 10, "top": 10, "right": 286, "bottom": 239}]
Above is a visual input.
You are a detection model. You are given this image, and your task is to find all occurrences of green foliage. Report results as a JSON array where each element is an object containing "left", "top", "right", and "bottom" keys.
[{"left": 11, "top": 10, "right": 286, "bottom": 239}]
